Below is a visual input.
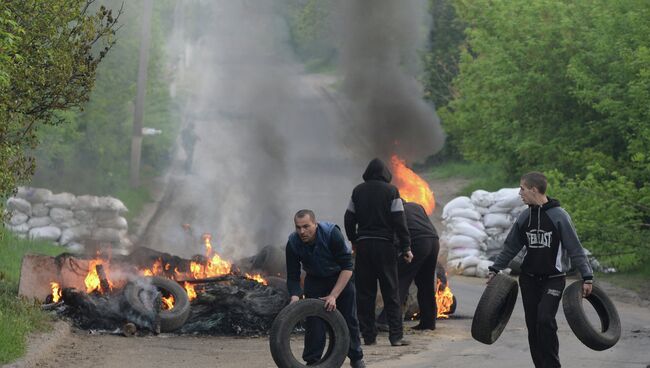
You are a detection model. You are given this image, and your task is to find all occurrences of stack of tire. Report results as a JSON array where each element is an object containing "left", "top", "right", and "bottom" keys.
[{"left": 441, "top": 188, "right": 526, "bottom": 277}]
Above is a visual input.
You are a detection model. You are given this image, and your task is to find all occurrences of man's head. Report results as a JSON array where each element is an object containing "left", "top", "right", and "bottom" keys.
[
  {"left": 519, "top": 171, "right": 548, "bottom": 205},
  {"left": 294, "top": 209, "right": 317, "bottom": 243}
]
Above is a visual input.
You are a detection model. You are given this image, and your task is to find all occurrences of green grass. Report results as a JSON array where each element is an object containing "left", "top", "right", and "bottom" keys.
[
  {"left": 596, "top": 263, "right": 650, "bottom": 300},
  {"left": 0, "top": 228, "right": 62, "bottom": 364},
  {"left": 115, "top": 186, "right": 152, "bottom": 223},
  {"left": 422, "top": 160, "right": 517, "bottom": 196}
]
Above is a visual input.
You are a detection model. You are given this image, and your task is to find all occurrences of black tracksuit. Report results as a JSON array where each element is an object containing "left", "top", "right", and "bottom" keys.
[
  {"left": 378, "top": 202, "right": 440, "bottom": 329},
  {"left": 344, "top": 158, "right": 411, "bottom": 344},
  {"left": 490, "top": 198, "right": 593, "bottom": 368}
]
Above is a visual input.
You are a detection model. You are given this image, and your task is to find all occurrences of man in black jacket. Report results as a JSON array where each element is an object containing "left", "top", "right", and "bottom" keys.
[
  {"left": 344, "top": 158, "right": 413, "bottom": 346},
  {"left": 488, "top": 172, "right": 593, "bottom": 368},
  {"left": 377, "top": 201, "right": 440, "bottom": 330},
  {"left": 286, "top": 209, "right": 365, "bottom": 368}
]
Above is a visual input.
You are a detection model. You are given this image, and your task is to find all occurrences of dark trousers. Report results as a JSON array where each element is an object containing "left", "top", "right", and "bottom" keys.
[
  {"left": 355, "top": 239, "right": 403, "bottom": 343},
  {"left": 377, "top": 237, "right": 440, "bottom": 328},
  {"left": 519, "top": 273, "right": 566, "bottom": 368},
  {"left": 303, "top": 274, "right": 363, "bottom": 364}
]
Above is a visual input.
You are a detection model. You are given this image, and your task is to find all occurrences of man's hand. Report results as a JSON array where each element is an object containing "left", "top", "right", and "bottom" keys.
[
  {"left": 290, "top": 295, "right": 300, "bottom": 304},
  {"left": 487, "top": 271, "right": 497, "bottom": 284},
  {"left": 582, "top": 282, "right": 593, "bottom": 298},
  {"left": 320, "top": 295, "right": 337, "bottom": 311},
  {"left": 403, "top": 250, "right": 414, "bottom": 263}
]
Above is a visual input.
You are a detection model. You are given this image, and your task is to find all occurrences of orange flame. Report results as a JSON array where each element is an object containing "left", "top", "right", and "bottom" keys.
[
  {"left": 141, "top": 258, "right": 163, "bottom": 277},
  {"left": 161, "top": 294, "right": 175, "bottom": 310},
  {"left": 436, "top": 277, "right": 454, "bottom": 318},
  {"left": 184, "top": 282, "right": 197, "bottom": 301},
  {"left": 245, "top": 273, "right": 268, "bottom": 285},
  {"left": 189, "top": 234, "right": 232, "bottom": 279},
  {"left": 50, "top": 282, "right": 62, "bottom": 303},
  {"left": 84, "top": 260, "right": 114, "bottom": 294},
  {"left": 390, "top": 155, "right": 435, "bottom": 215}
]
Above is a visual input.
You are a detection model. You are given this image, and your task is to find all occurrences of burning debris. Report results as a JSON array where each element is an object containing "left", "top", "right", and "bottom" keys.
[{"left": 390, "top": 154, "right": 436, "bottom": 215}]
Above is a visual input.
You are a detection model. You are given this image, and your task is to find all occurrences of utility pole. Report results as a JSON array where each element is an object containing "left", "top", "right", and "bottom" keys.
[{"left": 130, "top": 0, "right": 153, "bottom": 188}]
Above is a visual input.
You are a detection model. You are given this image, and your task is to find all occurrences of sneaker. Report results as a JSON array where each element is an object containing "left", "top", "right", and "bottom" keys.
[
  {"left": 351, "top": 359, "right": 366, "bottom": 368},
  {"left": 364, "top": 338, "right": 377, "bottom": 346},
  {"left": 390, "top": 338, "right": 411, "bottom": 346}
]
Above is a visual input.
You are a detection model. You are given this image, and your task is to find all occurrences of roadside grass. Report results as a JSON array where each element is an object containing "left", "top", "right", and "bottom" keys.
[
  {"left": 596, "top": 263, "right": 650, "bottom": 301},
  {"left": 0, "top": 228, "right": 63, "bottom": 364},
  {"left": 115, "top": 185, "right": 152, "bottom": 224},
  {"left": 422, "top": 160, "right": 516, "bottom": 195}
]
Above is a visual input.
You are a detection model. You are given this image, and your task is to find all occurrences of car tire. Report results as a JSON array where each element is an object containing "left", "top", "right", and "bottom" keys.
[{"left": 471, "top": 274, "right": 518, "bottom": 344}]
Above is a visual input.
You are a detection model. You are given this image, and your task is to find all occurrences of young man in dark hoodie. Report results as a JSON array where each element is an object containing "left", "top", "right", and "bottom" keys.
[
  {"left": 344, "top": 158, "right": 413, "bottom": 347},
  {"left": 488, "top": 172, "right": 593, "bottom": 368}
]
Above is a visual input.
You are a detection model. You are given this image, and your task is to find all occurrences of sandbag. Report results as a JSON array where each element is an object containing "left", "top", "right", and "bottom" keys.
[
  {"left": 442, "top": 196, "right": 474, "bottom": 219},
  {"left": 50, "top": 208, "right": 74, "bottom": 223},
  {"left": 448, "top": 221, "right": 487, "bottom": 242},
  {"left": 6, "top": 223, "right": 30, "bottom": 234},
  {"left": 59, "top": 226, "right": 92, "bottom": 245},
  {"left": 471, "top": 190, "right": 494, "bottom": 208},
  {"left": 7, "top": 197, "right": 31, "bottom": 215},
  {"left": 462, "top": 267, "right": 477, "bottom": 276},
  {"left": 98, "top": 216, "right": 128, "bottom": 230},
  {"left": 492, "top": 188, "right": 523, "bottom": 209},
  {"left": 58, "top": 219, "right": 80, "bottom": 229},
  {"left": 74, "top": 210, "right": 93, "bottom": 223},
  {"left": 27, "top": 216, "right": 52, "bottom": 228},
  {"left": 447, "top": 247, "right": 481, "bottom": 261},
  {"left": 91, "top": 227, "right": 123, "bottom": 242},
  {"left": 46, "top": 192, "right": 76, "bottom": 209},
  {"left": 476, "top": 260, "right": 494, "bottom": 278},
  {"left": 446, "top": 235, "right": 480, "bottom": 250},
  {"left": 483, "top": 213, "right": 513, "bottom": 229},
  {"left": 460, "top": 255, "right": 482, "bottom": 269},
  {"left": 445, "top": 207, "right": 481, "bottom": 221},
  {"left": 446, "top": 217, "right": 485, "bottom": 230},
  {"left": 72, "top": 195, "right": 100, "bottom": 211},
  {"left": 9, "top": 212, "right": 29, "bottom": 226},
  {"left": 32, "top": 203, "right": 50, "bottom": 217},
  {"left": 94, "top": 210, "right": 120, "bottom": 222},
  {"left": 487, "top": 204, "right": 513, "bottom": 214},
  {"left": 29, "top": 226, "right": 62, "bottom": 241},
  {"left": 98, "top": 197, "right": 128, "bottom": 213},
  {"left": 17, "top": 187, "right": 52, "bottom": 203}
]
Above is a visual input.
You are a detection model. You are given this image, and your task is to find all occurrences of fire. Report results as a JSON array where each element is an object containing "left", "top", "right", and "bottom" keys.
[
  {"left": 50, "top": 282, "right": 62, "bottom": 303},
  {"left": 142, "top": 258, "right": 163, "bottom": 277},
  {"left": 184, "top": 282, "right": 197, "bottom": 301},
  {"left": 161, "top": 294, "right": 175, "bottom": 310},
  {"left": 245, "top": 273, "right": 268, "bottom": 285},
  {"left": 390, "top": 155, "right": 435, "bottom": 215},
  {"left": 84, "top": 259, "right": 114, "bottom": 294},
  {"left": 190, "top": 234, "right": 232, "bottom": 279},
  {"left": 436, "top": 277, "right": 455, "bottom": 318}
]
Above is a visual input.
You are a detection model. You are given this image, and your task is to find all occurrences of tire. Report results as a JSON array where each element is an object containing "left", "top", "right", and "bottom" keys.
[
  {"left": 124, "top": 276, "right": 191, "bottom": 332},
  {"left": 471, "top": 274, "right": 518, "bottom": 344},
  {"left": 269, "top": 299, "right": 350, "bottom": 368},
  {"left": 562, "top": 281, "right": 621, "bottom": 351},
  {"left": 449, "top": 295, "right": 457, "bottom": 315}
]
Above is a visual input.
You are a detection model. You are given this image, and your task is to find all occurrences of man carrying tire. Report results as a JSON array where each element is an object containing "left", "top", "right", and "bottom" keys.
[
  {"left": 344, "top": 158, "right": 413, "bottom": 347},
  {"left": 487, "top": 171, "right": 593, "bottom": 368},
  {"left": 286, "top": 209, "right": 365, "bottom": 368}
]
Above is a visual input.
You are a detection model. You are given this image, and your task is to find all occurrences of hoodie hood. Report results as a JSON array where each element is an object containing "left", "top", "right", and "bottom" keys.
[
  {"left": 528, "top": 197, "right": 561, "bottom": 229},
  {"left": 362, "top": 158, "right": 392, "bottom": 183}
]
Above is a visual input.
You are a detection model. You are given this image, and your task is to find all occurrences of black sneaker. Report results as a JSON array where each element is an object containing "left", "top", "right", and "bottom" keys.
[
  {"left": 376, "top": 323, "right": 389, "bottom": 332},
  {"left": 390, "top": 338, "right": 411, "bottom": 346},
  {"left": 350, "top": 359, "right": 366, "bottom": 368},
  {"left": 364, "top": 338, "right": 377, "bottom": 346}
]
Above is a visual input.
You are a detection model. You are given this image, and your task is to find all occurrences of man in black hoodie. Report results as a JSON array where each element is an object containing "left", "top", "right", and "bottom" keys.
[
  {"left": 344, "top": 158, "right": 413, "bottom": 346},
  {"left": 488, "top": 171, "right": 593, "bottom": 368}
]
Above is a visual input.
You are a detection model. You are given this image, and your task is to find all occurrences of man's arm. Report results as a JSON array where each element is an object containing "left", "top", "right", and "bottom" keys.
[
  {"left": 285, "top": 241, "right": 302, "bottom": 302},
  {"left": 344, "top": 197, "right": 358, "bottom": 245},
  {"left": 390, "top": 194, "right": 411, "bottom": 254},
  {"left": 551, "top": 208, "right": 593, "bottom": 296},
  {"left": 488, "top": 219, "right": 525, "bottom": 276},
  {"left": 321, "top": 227, "right": 354, "bottom": 311}
]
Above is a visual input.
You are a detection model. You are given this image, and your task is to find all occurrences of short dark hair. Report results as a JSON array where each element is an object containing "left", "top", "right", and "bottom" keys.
[
  {"left": 521, "top": 172, "right": 548, "bottom": 194},
  {"left": 294, "top": 209, "right": 316, "bottom": 222}
]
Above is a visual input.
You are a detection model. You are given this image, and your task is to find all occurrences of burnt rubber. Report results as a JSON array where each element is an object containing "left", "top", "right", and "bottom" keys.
[
  {"left": 269, "top": 299, "right": 350, "bottom": 368},
  {"left": 562, "top": 281, "right": 620, "bottom": 351},
  {"left": 124, "top": 276, "right": 190, "bottom": 332},
  {"left": 471, "top": 274, "right": 518, "bottom": 344}
]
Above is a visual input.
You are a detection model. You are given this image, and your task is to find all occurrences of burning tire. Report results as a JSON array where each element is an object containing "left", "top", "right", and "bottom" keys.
[
  {"left": 471, "top": 274, "right": 518, "bottom": 344},
  {"left": 269, "top": 299, "right": 350, "bottom": 368},
  {"left": 124, "top": 276, "right": 191, "bottom": 332},
  {"left": 562, "top": 281, "right": 620, "bottom": 351}
]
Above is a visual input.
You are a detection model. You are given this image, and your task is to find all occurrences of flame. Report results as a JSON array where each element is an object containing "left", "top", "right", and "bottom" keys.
[
  {"left": 390, "top": 155, "right": 435, "bottom": 215},
  {"left": 161, "top": 294, "right": 175, "bottom": 310},
  {"left": 84, "top": 259, "right": 113, "bottom": 294},
  {"left": 245, "top": 273, "right": 268, "bottom": 285},
  {"left": 184, "top": 282, "right": 197, "bottom": 301},
  {"left": 436, "top": 277, "right": 455, "bottom": 318},
  {"left": 189, "top": 235, "right": 232, "bottom": 279},
  {"left": 50, "top": 282, "right": 62, "bottom": 303}
]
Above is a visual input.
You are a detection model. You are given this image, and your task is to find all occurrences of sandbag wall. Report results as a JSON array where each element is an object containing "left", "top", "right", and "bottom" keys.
[
  {"left": 441, "top": 188, "right": 527, "bottom": 277},
  {"left": 4, "top": 187, "right": 131, "bottom": 252}
]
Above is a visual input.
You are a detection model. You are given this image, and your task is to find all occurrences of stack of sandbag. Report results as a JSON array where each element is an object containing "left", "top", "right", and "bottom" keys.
[
  {"left": 4, "top": 187, "right": 131, "bottom": 252},
  {"left": 441, "top": 188, "right": 527, "bottom": 278}
]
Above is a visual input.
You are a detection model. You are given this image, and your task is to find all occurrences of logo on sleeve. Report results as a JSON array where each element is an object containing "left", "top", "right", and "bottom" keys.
[{"left": 526, "top": 230, "right": 552, "bottom": 248}]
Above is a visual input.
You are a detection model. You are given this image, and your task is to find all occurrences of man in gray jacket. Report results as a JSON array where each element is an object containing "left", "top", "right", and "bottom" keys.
[{"left": 488, "top": 171, "right": 593, "bottom": 368}]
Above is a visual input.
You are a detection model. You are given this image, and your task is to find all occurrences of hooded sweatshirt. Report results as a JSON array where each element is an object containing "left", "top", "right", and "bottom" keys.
[
  {"left": 344, "top": 158, "right": 411, "bottom": 253},
  {"left": 490, "top": 197, "right": 593, "bottom": 280}
]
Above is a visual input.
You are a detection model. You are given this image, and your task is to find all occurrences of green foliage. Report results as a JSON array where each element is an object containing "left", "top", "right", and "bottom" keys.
[
  {"left": 286, "top": 0, "right": 336, "bottom": 70},
  {"left": 31, "top": 0, "right": 178, "bottom": 196},
  {"left": 0, "top": 1, "right": 118, "bottom": 203},
  {"left": 0, "top": 228, "right": 62, "bottom": 364}
]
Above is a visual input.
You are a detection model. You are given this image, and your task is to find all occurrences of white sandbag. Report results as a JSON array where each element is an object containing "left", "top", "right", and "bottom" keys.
[
  {"left": 461, "top": 255, "right": 482, "bottom": 269},
  {"left": 64, "top": 242, "right": 85, "bottom": 253},
  {"left": 445, "top": 207, "right": 481, "bottom": 221},
  {"left": 8, "top": 212, "right": 29, "bottom": 226},
  {"left": 32, "top": 203, "right": 50, "bottom": 217},
  {"left": 27, "top": 216, "right": 52, "bottom": 228},
  {"left": 446, "top": 235, "right": 480, "bottom": 250},
  {"left": 91, "top": 227, "right": 123, "bottom": 242},
  {"left": 483, "top": 213, "right": 513, "bottom": 228},
  {"left": 510, "top": 205, "right": 528, "bottom": 217},
  {"left": 16, "top": 187, "right": 52, "bottom": 203},
  {"left": 446, "top": 217, "right": 486, "bottom": 230},
  {"left": 94, "top": 210, "right": 119, "bottom": 222},
  {"left": 485, "top": 227, "right": 505, "bottom": 237},
  {"left": 462, "top": 267, "right": 477, "bottom": 276},
  {"left": 447, "top": 247, "right": 481, "bottom": 260},
  {"left": 72, "top": 195, "right": 100, "bottom": 211},
  {"left": 470, "top": 190, "right": 494, "bottom": 208},
  {"left": 50, "top": 208, "right": 74, "bottom": 223},
  {"left": 476, "top": 260, "right": 494, "bottom": 278},
  {"left": 476, "top": 206, "right": 490, "bottom": 215},
  {"left": 492, "top": 188, "right": 523, "bottom": 209},
  {"left": 6, "top": 223, "right": 30, "bottom": 234},
  {"left": 97, "top": 197, "right": 128, "bottom": 214},
  {"left": 98, "top": 216, "right": 128, "bottom": 230},
  {"left": 442, "top": 196, "right": 474, "bottom": 219},
  {"left": 46, "top": 192, "right": 76, "bottom": 209},
  {"left": 7, "top": 197, "right": 31, "bottom": 215},
  {"left": 59, "top": 225, "right": 91, "bottom": 245},
  {"left": 448, "top": 221, "right": 487, "bottom": 242},
  {"left": 74, "top": 210, "right": 93, "bottom": 223},
  {"left": 58, "top": 219, "right": 80, "bottom": 229},
  {"left": 29, "top": 226, "right": 61, "bottom": 241},
  {"left": 487, "top": 204, "right": 513, "bottom": 214}
]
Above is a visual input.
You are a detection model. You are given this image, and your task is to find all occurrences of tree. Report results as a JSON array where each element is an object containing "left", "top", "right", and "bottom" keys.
[{"left": 0, "top": 0, "right": 119, "bottom": 201}]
